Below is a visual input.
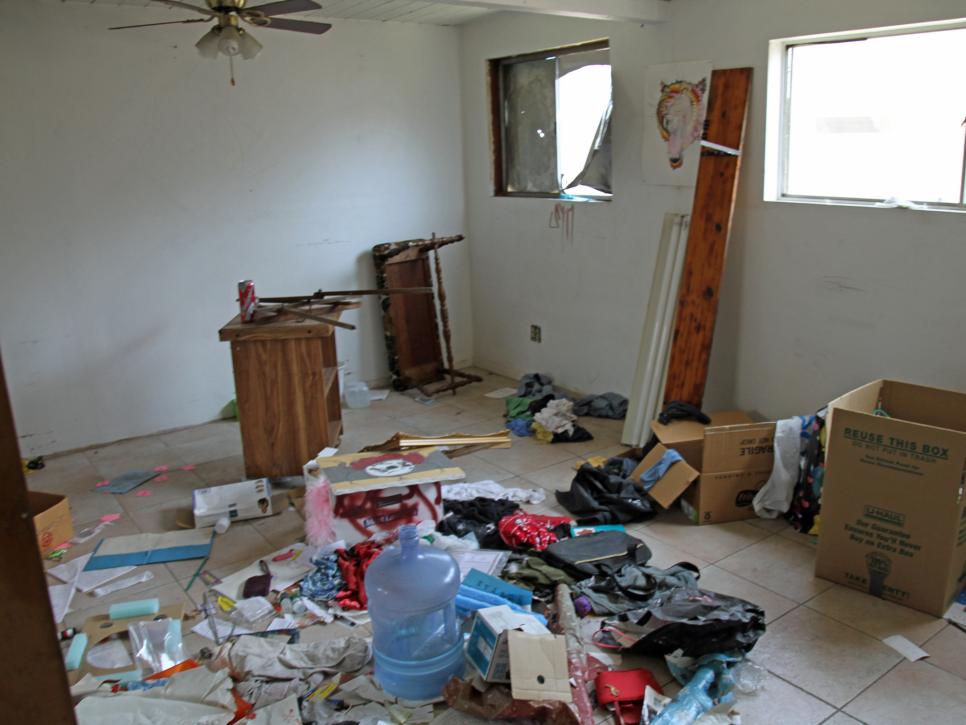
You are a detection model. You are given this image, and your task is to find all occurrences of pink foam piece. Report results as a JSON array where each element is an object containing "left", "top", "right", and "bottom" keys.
[
  {"left": 180, "top": 464, "right": 196, "bottom": 471},
  {"left": 135, "top": 491, "right": 153, "bottom": 497},
  {"left": 95, "top": 480, "right": 110, "bottom": 488},
  {"left": 153, "top": 465, "right": 170, "bottom": 473},
  {"left": 154, "top": 475, "right": 169, "bottom": 483},
  {"left": 100, "top": 513, "right": 122, "bottom": 523}
]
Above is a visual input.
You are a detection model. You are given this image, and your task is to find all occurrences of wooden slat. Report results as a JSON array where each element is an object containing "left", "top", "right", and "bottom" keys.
[
  {"left": 663, "top": 67, "right": 753, "bottom": 408},
  {"left": 0, "top": 350, "right": 76, "bottom": 722},
  {"left": 382, "top": 255, "right": 444, "bottom": 385}
]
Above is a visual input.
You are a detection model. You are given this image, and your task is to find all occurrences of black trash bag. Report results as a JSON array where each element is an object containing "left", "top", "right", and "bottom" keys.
[
  {"left": 437, "top": 497, "right": 519, "bottom": 549},
  {"left": 551, "top": 425, "right": 593, "bottom": 444},
  {"left": 556, "top": 461, "right": 657, "bottom": 525},
  {"left": 542, "top": 530, "right": 652, "bottom": 580},
  {"left": 599, "top": 587, "right": 766, "bottom": 659}
]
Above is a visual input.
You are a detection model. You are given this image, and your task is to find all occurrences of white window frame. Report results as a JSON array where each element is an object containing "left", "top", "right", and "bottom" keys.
[{"left": 764, "top": 17, "right": 966, "bottom": 213}]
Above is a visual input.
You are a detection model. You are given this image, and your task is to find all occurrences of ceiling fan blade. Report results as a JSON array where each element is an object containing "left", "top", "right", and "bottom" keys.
[
  {"left": 147, "top": 0, "right": 217, "bottom": 16},
  {"left": 245, "top": 0, "right": 321, "bottom": 16},
  {"left": 109, "top": 17, "right": 211, "bottom": 30},
  {"left": 255, "top": 17, "right": 332, "bottom": 34}
]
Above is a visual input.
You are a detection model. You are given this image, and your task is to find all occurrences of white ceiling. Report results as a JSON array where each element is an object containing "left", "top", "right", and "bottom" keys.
[{"left": 59, "top": 0, "right": 494, "bottom": 26}]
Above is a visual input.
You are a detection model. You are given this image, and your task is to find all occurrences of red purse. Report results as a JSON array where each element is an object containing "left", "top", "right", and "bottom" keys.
[{"left": 595, "top": 668, "right": 662, "bottom": 725}]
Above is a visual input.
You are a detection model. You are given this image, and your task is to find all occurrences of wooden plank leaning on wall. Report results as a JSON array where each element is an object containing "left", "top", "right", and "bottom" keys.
[
  {"left": 663, "top": 67, "right": 753, "bottom": 408},
  {"left": 0, "top": 349, "right": 76, "bottom": 721}
]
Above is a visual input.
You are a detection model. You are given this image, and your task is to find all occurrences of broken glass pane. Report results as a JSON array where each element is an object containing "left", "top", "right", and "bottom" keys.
[{"left": 503, "top": 58, "right": 559, "bottom": 194}]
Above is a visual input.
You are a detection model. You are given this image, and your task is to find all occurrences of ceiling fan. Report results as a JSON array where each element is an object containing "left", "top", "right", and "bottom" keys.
[{"left": 109, "top": 0, "right": 332, "bottom": 61}]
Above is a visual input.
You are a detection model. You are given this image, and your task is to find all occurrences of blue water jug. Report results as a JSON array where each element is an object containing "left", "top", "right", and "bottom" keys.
[{"left": 365, "top": 525, "right": 465, "bottom": 700}]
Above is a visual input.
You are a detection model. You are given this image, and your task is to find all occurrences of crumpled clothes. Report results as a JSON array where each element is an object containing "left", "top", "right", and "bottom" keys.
[
  {"left": 336, "top": 540, "right": 384, "bottom": 610},
  {"left": 505, "top": 396, "right": 535, "bottom": 421},
  {"left": 442, "top": 480, "right": 546, "bottom": 504},
  {"left": 573, "top": 392, "right": 629, "bottom": 419},
  {"left": 299, "top": 552, "right": 344, "bottom": 603},
  {"left": 753, "top": 416, "right": 808, "bottom": 519},
  {"left": 438, "top": 497, "right": 520, "bottom": 549},
  {"left": 551, "top": 425, "right": 593, "bottom": 444},
  {"left": 534, "top": 398, "right": 577, "bottom": 435},
  {"left": 504, "top": 555, "right": 575, "bottom": 592},
  {"left": 556, "top": 462, "right": 657, "bottom": 525},
  {"left": 507, "top": 417, "right": 533, "bottom": 437},
  {"left": 573, "top": 562, "right": 699, "bottom": 615},
  {"left": 528, "top": 393, "right": 556, "bottom": 415},
  {"left": 498, "top": 511, "right": 572, "bottom": 551},
  {"left": 517, "top": 372, "right": 555, "bottom": 399},
  {"left": 640, "top": 449, "right": 683, "bottom": 489},
  {"left": 211, "top": 635, "right": 371, "bottom": 709}
]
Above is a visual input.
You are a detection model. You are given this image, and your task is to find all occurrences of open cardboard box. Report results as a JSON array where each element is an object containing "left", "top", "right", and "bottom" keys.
[
  {"left": 648, "top": 411, "right": 776, "bottom": 524},
  {"left": 816, "top": 379, "right": 966, "bottom": 617},
  {"left": 29, "top": 491, "right": 73, "bottom": 556}
]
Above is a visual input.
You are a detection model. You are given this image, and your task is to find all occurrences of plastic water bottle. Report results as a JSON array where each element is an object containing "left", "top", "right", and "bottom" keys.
[
  {"left": 344, "top": 381, "right": 371, "bottom": 409},
  {"left": 365, "top": 525, "right": 464, "bottom": 700}
]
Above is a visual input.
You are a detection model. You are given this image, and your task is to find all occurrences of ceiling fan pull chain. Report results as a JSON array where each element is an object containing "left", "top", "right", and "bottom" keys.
[{"left": 229, "top": 53, "right": 236, "bottom": 87}]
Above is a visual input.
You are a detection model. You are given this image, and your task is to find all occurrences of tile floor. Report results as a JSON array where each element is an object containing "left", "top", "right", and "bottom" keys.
[{"left": 29, "top": 368, "right": 966, "bottom": 724}]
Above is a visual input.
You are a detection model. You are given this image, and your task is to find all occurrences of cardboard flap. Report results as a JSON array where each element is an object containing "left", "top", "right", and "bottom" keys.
[
  {"left": 650, "top": 410, "right": 753, "bottom": 445},
  {"left": 703, "top": 422, "right": 776, "bottom": 473},
  {"left": 507, "top": 630, "right": 572, "bottom": 703},
  {"left": 633, "top": 444, "right": 699, "bottom": 509}
]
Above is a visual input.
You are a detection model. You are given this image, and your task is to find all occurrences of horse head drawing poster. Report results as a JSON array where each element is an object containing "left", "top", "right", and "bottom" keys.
[{"left": 642, "top": 61, "right": 711, "bottom": 186}]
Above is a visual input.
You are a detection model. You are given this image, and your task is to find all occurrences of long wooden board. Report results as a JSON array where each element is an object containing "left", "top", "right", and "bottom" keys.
[{"left": 663, "top": 67, "right": 752, "bottom": 407}]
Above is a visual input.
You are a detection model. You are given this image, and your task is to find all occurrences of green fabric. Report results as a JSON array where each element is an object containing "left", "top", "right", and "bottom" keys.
[
  {"left": 506, "top": 556, "right": 575, "bottom": 589},
  {"left": 505, "top": 396, "right": 534, "bottom": 421}
]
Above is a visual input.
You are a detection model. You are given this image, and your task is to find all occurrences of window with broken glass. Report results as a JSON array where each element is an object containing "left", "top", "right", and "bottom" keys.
[{"left": 490, "top": 40, "right": 612, "bottom": 200}]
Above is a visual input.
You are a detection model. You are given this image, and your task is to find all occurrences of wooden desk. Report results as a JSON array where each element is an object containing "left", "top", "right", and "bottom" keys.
[{"left": 219, "top": 307, "right": 352, "bottom": 478}]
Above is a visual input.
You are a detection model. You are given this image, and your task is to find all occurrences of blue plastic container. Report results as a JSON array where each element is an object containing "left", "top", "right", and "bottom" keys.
[{"left": 365, "top": 525, "right": 464, "bottom": 700}]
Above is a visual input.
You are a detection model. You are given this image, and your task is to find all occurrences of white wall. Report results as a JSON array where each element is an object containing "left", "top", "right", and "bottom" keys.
[
  {"left": 0, "top": 0, "right": 470, "bottom": 455},
  {"left": 459, "top": 13, "right": 687, "bottom": 396},
  {"left": 461, "top": 1, "right": 966, "bottom": 421}
]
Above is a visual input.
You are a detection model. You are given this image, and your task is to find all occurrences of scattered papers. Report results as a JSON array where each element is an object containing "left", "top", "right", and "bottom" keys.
[
  {"left": 369, "top": 389, "right": 391, "bottom": 401},
  {"left": 96, "top": 470, "right": 159, "bottom": 495},
  {"left": 451, "top": 549, "right": 510, "bottom": 581},
  {"left": 484, "top": 387, "right": 517, "bottom": 399},
  {"left": 49, "top": 583, "right": 73, "bottom": 624},
  {"left": 85, "top": 530, "right": 214, "bottom": 570},
  {"left": 50, "top": 553, "right": 135, "bottom": 593},
  {"left": 92, "top": 570, "right": 155, "bottom": 597},
  {"left": 882, "top": 634, "right": 929, "bottom": 661},
  {"left": 233, "top": 596, "right": 275, "bottom": 623},
  {"left": 266, "top": 617, "right": 299, "bottom": 632},
  {"left": 213, "top": 543, "right": 316, "bottom": 600},
  {"left": 191, "top": 618, "right": 252, "bottom": 642},
  {"left": 248, "top": 695, "right": 302, "bottom": 724}
]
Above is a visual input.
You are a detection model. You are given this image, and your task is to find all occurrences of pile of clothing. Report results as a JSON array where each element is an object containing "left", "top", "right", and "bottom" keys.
[
  {"left": 504, "top": 373, "right": 594, "bottom": 443},
  {"left": 299, "top": 539, "right": 385, "bottom": 610}
]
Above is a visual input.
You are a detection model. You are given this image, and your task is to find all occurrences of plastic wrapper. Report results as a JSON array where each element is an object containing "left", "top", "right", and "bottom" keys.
[
  {"left": 233, "top": 596, "right": 275, "bottom": 623},
  {"left": 128, "top": 618, "right": 185, "bottom": 675}
]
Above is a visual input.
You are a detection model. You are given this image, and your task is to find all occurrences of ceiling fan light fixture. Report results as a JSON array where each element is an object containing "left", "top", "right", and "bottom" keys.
[
  {"left": 238, "top": 28, "right": 263, "bottom": 60},
  {"left": 217, "top": 25, "right": 243, "bottom": 57},
  {"left": 195, "top": 27, "right": 221, "bottom": 59}
]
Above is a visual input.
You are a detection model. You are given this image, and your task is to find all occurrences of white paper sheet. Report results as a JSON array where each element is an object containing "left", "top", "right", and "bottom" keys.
[
  {"left": 882, "top": 634, "right": 929, "bottom": 661},
  {"left": 191, "top": 619, "right": 252, "bottom": 643},
  {"left": 213, "top": 543, "right": 317, "bottom": 600},
  {"left": 266, "top": 617, "right": 298, "bottom": 632},
  {"left": 49, "top": 553, "right": 135, "bottom": 593},
  {"left": 49, "top": 583, "right": 73, "bottom": 624}
]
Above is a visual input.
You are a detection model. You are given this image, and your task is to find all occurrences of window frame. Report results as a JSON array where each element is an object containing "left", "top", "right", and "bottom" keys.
[
  {"left": 765, "top": 17, "right": 966, "bottom": 213},
  {"left": 488, "top": 38, "right": 612, "bottom": 201}
]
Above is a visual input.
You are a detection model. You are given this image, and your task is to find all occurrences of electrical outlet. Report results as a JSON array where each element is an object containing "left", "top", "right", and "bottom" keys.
[{"left": 530, "top": 324, "right": 542, "bottom": 343}]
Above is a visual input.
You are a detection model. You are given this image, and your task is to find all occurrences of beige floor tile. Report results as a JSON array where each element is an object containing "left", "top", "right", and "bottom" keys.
[
  {"left": 641, "top": 510, "right": 772, "bottom": 563},
  {"left": 161, "top": 423, "right": 242, "bottom": 466},
  {"left": 475, "top": 438, "right": 577, "bottom": 476},
  {"left": 124, "top": 499, "right": 194, "bottom": 532},
  {"left": 696, "top": 565, "right": 798, "bottom": 623},
  {"left": 730, "top": 671, "right": 835, "bottom": 725},
  {"left": 921, "top": 625, "right": 966, "bottom": 680},
  {"left": 115, "top": 469, "right": 206, "bottom": 512},
  {"left": 366, "top": 391, "right": 442, "bottom": 419},
  {"left": 66, "top": 490, "right": 125, "bottom": 525},
  {"left": 780, "top": 526, "right": 820, "bottom": 548},
  {"left": 446, "top": 393, "right": 512, "bottom": 418},
  {"left": 746, "top": 516, "right": 794, "bottom": 533},
  {"left": 163, "top": 521, "right": 276, "bottom": 579},
  {"left": 717, "top": 536, "right": 834, "bottom": 603},
  {"left": 450, "top": 452, "right": 516, "bottom": 483},
  {"left": 252, "top": 507, "right": 307, "bottom": 549},
  {"left": 753, "top": 607, "right": 900, "bottom": 707},
  {"left": 85, "top": 436, "right": 186, "bottom": 479},
  {"left": 193, "top": 454, "right": 247, "bottom": 486},
  {"left": 397, "top": 404, "right": 494, "bottom": 436},
  {"left": 845, "top": 660, "right": 966, "bottom": 725},
  {"left": 24, "top": 452, "right": 102, "bottom": 494},
  {"left": 550, "top": 428, "right": 621, "bottom": 457},
  {"left": 822, "top": 713, "right": 865, "bottom": 724},
  {"left": 522, "top": 459, "right": 583, "bottom": 492},
  {"left": 805, "top": 585, "right": 946, "bottom": 645}
]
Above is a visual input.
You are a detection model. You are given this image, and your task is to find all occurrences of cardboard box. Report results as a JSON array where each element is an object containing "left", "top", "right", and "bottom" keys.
[
  {"left": 815, "top": 379, "right": 966, "bottom": 617},
  {"left": 304, "top": 448, "right": 464, "bottom": 545},
  {"left": 193, "top": 479, "right": 273, "bottom": 527},
  {"left": 466, "top": 605, "right": 551, "bottom": 683},
  {"left": 29, "top": 491, "right": 73, "bottom": 555},
  {"left": 649, "top": 411, "right": 776, "bottom": 524},
  {"left": 632, "top": 443, "right": 699, "bottom": 510}
]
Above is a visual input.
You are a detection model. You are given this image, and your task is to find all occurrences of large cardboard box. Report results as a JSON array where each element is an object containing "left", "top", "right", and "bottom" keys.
[
  {"left": 29, "top": 491, "right": 73, "bottom": 555},
  {"left": 304, "top": 448, "right": 464, "bottom": 545},
  {"left": 650, "top": 411, "right": 776, "bottom": 524},
  {"left": 815, "top": 379, "right": 966, "bottom": 617}
]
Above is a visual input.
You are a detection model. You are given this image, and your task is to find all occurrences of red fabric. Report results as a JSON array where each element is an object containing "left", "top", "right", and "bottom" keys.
[
  {"left": 335, "top": 540, "right": 384, "bottom": 610},
  {"left": 498, "top": 512, "right": 572, "bottom": 551}
]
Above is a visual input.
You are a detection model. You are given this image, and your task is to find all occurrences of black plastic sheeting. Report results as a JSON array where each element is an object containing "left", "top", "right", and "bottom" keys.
[{"left": 556, "top": 459, "right": 656, "bottom": 525}]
